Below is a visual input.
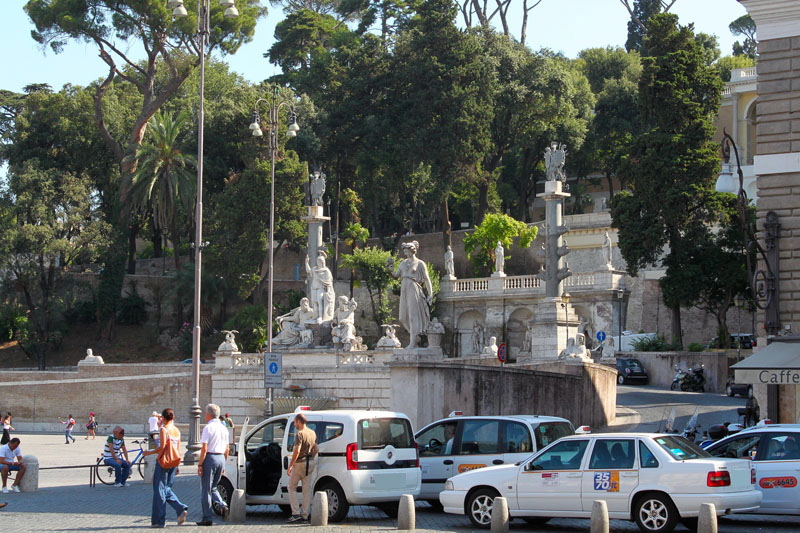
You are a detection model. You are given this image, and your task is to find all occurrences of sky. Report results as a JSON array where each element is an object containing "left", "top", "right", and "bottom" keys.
[{"left": 4, "top": 0, "right": 749, "bottom": 94}]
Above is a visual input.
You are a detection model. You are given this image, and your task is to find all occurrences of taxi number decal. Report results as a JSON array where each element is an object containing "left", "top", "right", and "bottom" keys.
[
  {"left": 458, "top": 464, "right": 487, "bottom": 473},
  {"left": 760, "top": 476, "right": 798, "bottom": 489},
  {"left": 541, "top": 472, "right": 559, "bottom": 486},
  {"left": 593, "top": 472, "right": 620, "bottom": 492}
]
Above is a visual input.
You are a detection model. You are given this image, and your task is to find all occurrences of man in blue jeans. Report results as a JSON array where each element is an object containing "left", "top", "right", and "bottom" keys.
[
  {"left": 102, "top": 426, "right": 131, "bottom": 487},
  {"left": 196, "top": 404, "right": 229, "bottom": 526}
]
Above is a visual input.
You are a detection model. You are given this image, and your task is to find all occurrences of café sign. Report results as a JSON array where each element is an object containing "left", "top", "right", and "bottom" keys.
[{"left": 735, "top": 369, "right": 800, "bottom": 385}]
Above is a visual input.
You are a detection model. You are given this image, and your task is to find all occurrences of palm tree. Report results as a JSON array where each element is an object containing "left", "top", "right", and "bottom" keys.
[{"left": 122, "top": 110, "right": 196, "bottom": 270}]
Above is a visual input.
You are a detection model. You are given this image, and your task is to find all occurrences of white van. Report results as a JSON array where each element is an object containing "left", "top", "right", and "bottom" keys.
[
  {"left": 414, "top": 413, "right": 576, "bottom": 502},
  {"left": 217, "top": 409, "right": 421, "bottom": 521}
]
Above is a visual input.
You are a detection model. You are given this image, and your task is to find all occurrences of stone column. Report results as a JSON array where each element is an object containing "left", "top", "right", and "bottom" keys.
[{"left": 536, "top": 180, "right": 572, "bottom": 297}]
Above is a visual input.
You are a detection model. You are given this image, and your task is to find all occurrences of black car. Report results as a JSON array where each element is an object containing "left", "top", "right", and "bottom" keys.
[
  {"left": 726, "top": 376, "right": 754, "bottom": 398},
  {"left": 616, "top": 357, "right": 648, "bottom": 385},
  {"left": 705, "top": 334, "right": 756, "bottom": 350}
]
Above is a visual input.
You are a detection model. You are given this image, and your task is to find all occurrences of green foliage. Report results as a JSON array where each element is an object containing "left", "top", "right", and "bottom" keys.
[
  {"left": 625, "top": 0, "right": 663, "bottom": 53},
  {"left": 341, "top": 222, "right": 370, "bottom": 248},
  {"left": 117, "top": 284, "right": 149, "bottom": 326},
  {"left": 686, "top": 342, "right": 707, "bottom": 353},
  {"left": 463, "top": 213, "right": 538, "bottom": 276},
  {"left": 631, "top": 335, "right": 680, "bottom": 352},
  {"left": 341, "top": 246, "right": 398, "bottom": 328},
  {"left": 63, "top": 298, "right": 98, "bottom": 325},
  {"left": 0, "top": 305, "right": 28, "bottom": 342},
  {"left": 224, "top": 305, "right": 270, "bottom": 353},
  {"left": 715, "top": 55, "right": 756, "bottom": 82},
  {"left": 729, "top": 14, "right": 756, "bottom": 59}
]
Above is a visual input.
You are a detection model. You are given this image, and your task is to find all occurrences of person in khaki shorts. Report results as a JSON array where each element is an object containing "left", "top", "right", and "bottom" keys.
[{"left": 286, "top": 413, "right": 318, "bottom": 523}]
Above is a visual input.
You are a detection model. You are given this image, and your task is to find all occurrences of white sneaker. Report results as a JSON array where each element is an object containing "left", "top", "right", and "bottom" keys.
[
  {"left": 10, "top": 486, "right": 19, "bottom": 493},
  {"left": 114, "top": 483, "right": 123, "bottom": 487},
  {"left": 1, "top": 487, "right": 7, "bottom": 494}
]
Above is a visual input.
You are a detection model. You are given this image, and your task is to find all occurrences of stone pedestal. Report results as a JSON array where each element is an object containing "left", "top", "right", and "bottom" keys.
[
  {"left": 427, "top": 332, "right": 443, "bottom": 348},
  {"left": 310, "top": 322, "right": 332, "bottom": 347},
  {"left": 143, "top": 454, "right": 156, "bottom": 483},
  {"left": 19, "top": 455, "right": 38, "bottom": 492},
  {"left": 520, "top": 297, "right": 580, "bottom": 362},
  {"left": 302, "top": 206, "right": 330, "bottom": 263}
]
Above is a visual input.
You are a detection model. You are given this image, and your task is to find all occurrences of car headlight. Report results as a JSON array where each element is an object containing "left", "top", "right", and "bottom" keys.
[{"left": 445, "top": 480, "right": 454, "bottom": 491}]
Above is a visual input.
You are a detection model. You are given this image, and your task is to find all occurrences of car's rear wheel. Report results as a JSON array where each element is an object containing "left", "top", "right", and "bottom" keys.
[
  {"left": 466, "top": 488, "right": 498, "bottom": 529},
  {"left": 618, "top": 374, "right": 626, "bottom": 385},
  {"left": 214, "top": 477, "right": 234, "bottom": 515},
  {"left": 319, "top": 481, "right": 349, "bottom": 522},
  {"left": 634, "top": 493, "right": 678, "bottom": 533}
]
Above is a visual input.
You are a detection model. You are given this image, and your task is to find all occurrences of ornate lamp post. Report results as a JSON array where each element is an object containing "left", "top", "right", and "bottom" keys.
[
  {"left": 249, "top": 87, "right": 299, "bottom": 417},
  {"left": 168, "top": 0, "right": 238, "bottom": 464}
]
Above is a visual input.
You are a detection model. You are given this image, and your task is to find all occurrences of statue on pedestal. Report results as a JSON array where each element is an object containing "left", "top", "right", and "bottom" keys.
[
  {"left": 601, "top": 336, "right": 615, "bottom": 359},
  {"left": 544, "top": 142, "right": 567, "bottom": 182},
  {"left": 332, "top": 296, "right": 359, "bottom": 351},
  {"left": 471, "top": 321, "right": 485, "bottom": 354},
  {"left": 558, "top": 334, "right": 592, "bottom": 362},
  {"left": 444, "top": 245, "right": 456, "bottom": 280},
  {"left": 522, "top": 325, "right": 533, "bottom": 354},
  {"left": 272, "top": 298, "right": 316, "bottom": 347},
  {"left": 218, "top": 330, "right": 240, "bottom": 352},
  {"left": 376, "top": 324, "right": 402, "bottom": 348},
  {"left": 602, "top": 231, "right": 613, "bottom": 269},
  {"left": 482, "top": 336, "right": 499, "bottom": 358},
  {"left": 306, "top": 251, "right": 335, "bottom": 322},
  {"left": 310, "top": 171, "right": 326, "bottom": 207},
  {"left": 387, "top": 241, "right": 433, "bottom": 349},
  {"left": 492, "top": 241, "right": 505, "bottom": 277}
]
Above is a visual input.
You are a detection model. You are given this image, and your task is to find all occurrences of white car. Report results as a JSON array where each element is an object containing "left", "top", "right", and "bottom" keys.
[
  {"left": 440, "top": 432, "right": 761, "bottom": 532},
  {"left": 705, "top": 423, "right": 800, "bottom": 514},
  {"left": 414, "top": 413, "right": 575, "bottom": 502},
  {"left": 217, "top": 408, "right": 421, "bottom": 521}
]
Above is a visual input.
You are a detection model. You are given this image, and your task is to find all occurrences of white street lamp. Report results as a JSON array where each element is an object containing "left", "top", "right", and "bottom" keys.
[{"left": 250, "top": 86, "right": 299, "bottom": 418}]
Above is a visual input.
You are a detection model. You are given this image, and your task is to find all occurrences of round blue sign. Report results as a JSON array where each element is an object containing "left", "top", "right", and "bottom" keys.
[
  {"left": 269, "top": 362, "right": 279, "bottom": 374},
  {"left": 596, "top": 331, "right": 607, "bottom": 342}
]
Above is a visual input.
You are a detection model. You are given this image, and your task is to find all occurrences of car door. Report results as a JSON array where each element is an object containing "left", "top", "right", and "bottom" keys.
[
  {"left": 243, "top": 416, "right": 287, "bottom": 500},
  {"left": 415, "top": 421, "right": 457, "bottom": 499},
  {"left": 454, "top": 419, "right": 502, "bottom": 475},
  {"left": 581, "top": 438, "right": 639, "bottom": 513},
  {"left": 516, "top": 439, "right": 589, "bottom": 512},
  {"left": 236, "top": 417, "right": 249, "bottom": 493},
  {"left": 752, "top": 433, "right": 800, "bottom": 513},
  {"left": 501, "top": 420, "right": 534, "bottom": 465}
]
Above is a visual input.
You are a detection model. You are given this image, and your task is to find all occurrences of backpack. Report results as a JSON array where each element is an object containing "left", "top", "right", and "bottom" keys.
[{"left": 158, "top": 428, "right": 182, "bottom": 469}]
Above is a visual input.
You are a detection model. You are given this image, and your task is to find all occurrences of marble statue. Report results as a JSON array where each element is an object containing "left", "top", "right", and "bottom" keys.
[
  {"left": 522, "top": 325, "right": 533, "bottom": 354},
  {"left": 427, "top": 317, "right": 445, "bottom": 334},
  {"left": 602, "top": 231, "right": 613, "bottom": 268},
  {"left": 218, "top": 330, "right": 240, "bottom": 352},
  {"left": 272, "top": 298, "right": 316, "bottom": 347},
  {"left": 601, "top": 336, "right": 615, "bottom": 359},
  {"left": 332, "top": 296, "right": 359, "bottom": 351},
  {"left": 558, "top": 335, "right": 592, "bottom": 362},
  {"left": 387, "top": 241, "right": 433, "bottom": 349},
  {"left": 544, "top": 141, "right": 567, "bottom": 182},
  {"left": 471, "top": 321, "right": 485, "bottom": 354},
  {"left": 310, "top": 171, "right": 326, "bottom": 207},
  {"left": 376, "top": 324, "right": 402, "bottom": 348},
  {"left": 494, "top": 241, "right": 505, "bottom": 274},
  {"left": 306, "top": 251, "right": 335, "bottom": 322},
  {"left": 444, "top": 245, "right": 456, "bottom": 279},
  {"left": 482, "top": 336, "right": 499, "bottom": 358}
]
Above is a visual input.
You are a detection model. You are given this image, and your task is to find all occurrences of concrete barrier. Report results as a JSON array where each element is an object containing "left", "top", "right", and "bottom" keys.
[
  {"left": 19, "top": 455, "right": 38, "bottom": 492},
  {"left": 143, "top": 454, "right": 156, "bottom": 483},
  {"left": 397, "top": 494, "right": 415, "bottom": 530},
  {"left": 698, "top": 503, "right": 717, "bottom": 533},
  {"left": 230, "top": 489, "right": 246, "bottom": 523},
  {"left": 490, "top": 496, "right": 509, "bottom": 533},
  {"left": 311, "top": 491, "right": 328, "bottom": 526},
  {"left": 590, "top": 500, "right": 609, "bottom": 533}
]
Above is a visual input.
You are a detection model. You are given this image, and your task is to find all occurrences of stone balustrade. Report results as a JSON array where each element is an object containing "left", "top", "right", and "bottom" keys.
[{"left": 440, "top": 270, "right": 625, "bottom": 301}]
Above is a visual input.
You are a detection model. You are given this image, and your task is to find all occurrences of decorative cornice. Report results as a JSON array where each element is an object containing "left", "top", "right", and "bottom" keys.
[{"left": 740, "top": 0, "right": 800, "bottom": 40}]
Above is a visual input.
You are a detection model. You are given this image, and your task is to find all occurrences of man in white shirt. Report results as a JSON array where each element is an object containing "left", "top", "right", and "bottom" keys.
[
  {"left": 196, "top": 403, "right": 229, "bottom": 526},
  {"left": 0, "top": 438, "right": 26, "bottom": 494}
]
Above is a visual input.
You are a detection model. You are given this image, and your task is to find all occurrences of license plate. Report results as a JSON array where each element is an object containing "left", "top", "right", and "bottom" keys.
[{"left": 372, "top": 473, "right": 405, "bottom": 489}]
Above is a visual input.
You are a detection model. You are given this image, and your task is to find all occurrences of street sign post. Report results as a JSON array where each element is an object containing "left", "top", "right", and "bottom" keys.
[
  {"left": 497, "top": 343, "right": 507, "bottom": 363},
  {"left": 264, "top": 352, "right": 283, "bottom": 389},
  {"left": 597, "top": 330, "right": 607, "bottom": 343}
]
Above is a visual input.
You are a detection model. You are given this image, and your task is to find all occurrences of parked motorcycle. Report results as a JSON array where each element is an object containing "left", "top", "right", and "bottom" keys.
[
  {"left": 670, "top": 366, "right": 687, "bottom": 391},
  {"left": 680, "top": 365, "right": 706, "bottom": 392},
  {"left": 698, "top": 421, "right": 745, "bottom": 448}
]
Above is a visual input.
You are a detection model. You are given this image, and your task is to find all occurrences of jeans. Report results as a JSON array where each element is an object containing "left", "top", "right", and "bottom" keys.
[
  {"left": 103, "top": 457, "right": 130, "bottom": 485},
  {"left": 152, "top": 463, "right": 188, "bottom": 527},
  {"left": 65, "top": 428, "right": 75, "bottom": 443},
  {"left": 200, "top": 454, "right": 225, "bottom": 521}
]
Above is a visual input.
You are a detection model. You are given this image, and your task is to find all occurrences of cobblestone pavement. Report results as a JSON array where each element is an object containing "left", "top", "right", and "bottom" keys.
[{"left": 4, "top": 431, "right": 800, "bottom": 532}]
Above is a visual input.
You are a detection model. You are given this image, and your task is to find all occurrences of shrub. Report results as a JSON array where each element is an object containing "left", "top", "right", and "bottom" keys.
[
  {"left": 117, "top": 284, "right": 148, "bottom": 325},
  {"left": 224, "top": 305, "right": 270, "bottom": 353},
  {"left": 631, "top": 335, "right": 681, "bottom": 352},
  {"left": 0, "top": 305, "right": 27, "bottom": 342},
  {"left": 687, "top": 342, "right": 706, "bottom": 352}
]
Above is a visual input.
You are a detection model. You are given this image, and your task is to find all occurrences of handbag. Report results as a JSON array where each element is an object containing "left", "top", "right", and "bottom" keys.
[{"left": 158, "top": 428, "right": 182, "bottom": 469}]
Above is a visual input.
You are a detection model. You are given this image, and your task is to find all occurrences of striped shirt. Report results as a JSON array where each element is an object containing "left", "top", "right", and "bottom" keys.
[{"left": 102, "top": 435, "right": 125, "bottom": 459}]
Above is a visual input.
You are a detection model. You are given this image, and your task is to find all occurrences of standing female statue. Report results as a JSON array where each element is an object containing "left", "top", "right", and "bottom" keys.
[
  {"left": 388, "top": 241, "right": 434, "bottom": 349},
  {"left": 305, "top": 251, "right": 335, "bottom": 322}
]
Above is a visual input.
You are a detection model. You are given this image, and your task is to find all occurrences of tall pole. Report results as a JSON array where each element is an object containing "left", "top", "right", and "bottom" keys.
[
  {"left": 266, "top": 86, "right": 278, "bottom": 419},
  {"left": 186, "top": 0, "right": 208, "bottom": 464}
]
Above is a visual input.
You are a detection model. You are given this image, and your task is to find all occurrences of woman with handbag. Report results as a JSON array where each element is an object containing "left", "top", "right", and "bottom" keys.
[{"left": 143, "top": 408, "right": 188, "bottom": 528}]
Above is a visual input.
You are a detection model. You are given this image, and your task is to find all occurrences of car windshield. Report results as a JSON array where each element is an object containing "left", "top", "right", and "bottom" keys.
[{"left": 653, "top": 435, "right": 711, "bottom": 460}]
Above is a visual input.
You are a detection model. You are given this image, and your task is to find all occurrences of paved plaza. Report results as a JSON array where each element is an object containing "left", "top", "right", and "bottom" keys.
[{"left": 1, "top": 432, "right": 799, "bottom": 532}]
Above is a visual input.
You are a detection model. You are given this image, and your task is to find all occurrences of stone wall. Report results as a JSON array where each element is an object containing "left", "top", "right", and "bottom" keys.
[{"left": 619, "top": 352, "right": 732, "bottom": 394}]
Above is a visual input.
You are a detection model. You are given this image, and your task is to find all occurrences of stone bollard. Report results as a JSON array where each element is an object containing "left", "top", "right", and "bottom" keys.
[
  {"left": 19, "top": 455, "right": 39, "bottom": 492},
  {"left": 142, "top": 455, "right": 156, "bottom": 484},
  {"left": 311, "top": 491, "right": 328, "bottom": 526},
  {"left": 397, "top": 494, "right": 415, "bottom": 530},
  {"left": 230, "top": 489, "right": 246, "bottom": 523},
  {"left": 490, "top": 496, "right": 509, "bottom": 533},
  {"left": 590, "top": 500, "right": 609, "bottom": 533},
  {"left": 698, "top": 503, "right": 718, "bottom": 533}
]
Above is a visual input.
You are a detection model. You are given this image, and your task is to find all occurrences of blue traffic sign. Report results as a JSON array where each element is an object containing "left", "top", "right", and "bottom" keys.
[
  {"left": 596, "top": 331, "right": 607, "bottom": 342},
  {"left": 269, "top": 362, "right": 279, "bottom": 374},
  {"left": 264, "top": 352, "right": 282, "bottom": 388},
  {"left": 497, "top": 343, "right": 507, "bottom": 363}
]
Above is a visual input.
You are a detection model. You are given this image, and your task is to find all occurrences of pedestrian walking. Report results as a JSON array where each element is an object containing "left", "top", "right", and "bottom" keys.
[
  {"left": 85, "top": 412, "right": 97, "bottom": 440},
  {"left": 196, "top": 403, "right": 229, "bottom": 526},
  {"left": 1, "top": 413, "right": 13, "bottom": 445},
  {"left": 286, "top": 412, "right": 318, "bottom": 523},
  {"left": 148, "top": 411, "right": 162, "bottom": 447},
  {"left": 143, "top": 408, "right": 188, "bottom": 528},
  {"left": 60, "top": 414, "right": 76, "bottom": 444},
  {"left": 102, "top": 426, "right": 131, "bottom": 487}
]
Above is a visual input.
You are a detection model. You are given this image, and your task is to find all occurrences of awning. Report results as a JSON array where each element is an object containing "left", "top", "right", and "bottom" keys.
[{"left": 732, "top": 341, "right": 800, "bottom": 385}]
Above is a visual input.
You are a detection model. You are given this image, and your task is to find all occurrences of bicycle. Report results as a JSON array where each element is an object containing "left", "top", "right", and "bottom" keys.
[{"left": 95, "top": 438, "right": 149, "bottom": 485}]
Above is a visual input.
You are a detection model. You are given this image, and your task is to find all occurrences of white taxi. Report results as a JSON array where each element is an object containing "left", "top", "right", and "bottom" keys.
[
  {"left": 217, "top": 408, "right": 421, "bottom": 522},
  {"left": 440, "top": 433, "right": 761, "bottom": 532}
]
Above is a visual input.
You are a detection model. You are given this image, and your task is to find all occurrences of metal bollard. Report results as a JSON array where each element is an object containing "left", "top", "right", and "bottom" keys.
[
  {"left": 230, "top": 489, "right": 246, "bottom": 523},
  {"left": 698, "top": 503, "right": 718, "bottom": 533},
  {"left": 397, "top": 494, "right": 415, "bottom": 530},
  {"left": 490, "top": 496, "right": 509, "bottom": 533},
  {"left": 590, "top": 500, "right": 609, "bottom": 533},
  {"left": 311, "top": 491, "right": 329, "bottom": 526}
]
